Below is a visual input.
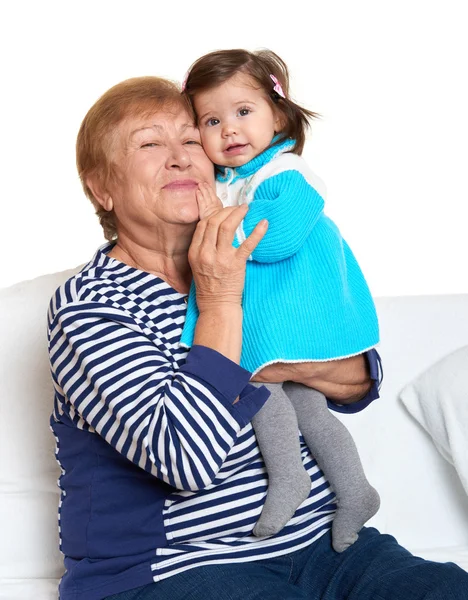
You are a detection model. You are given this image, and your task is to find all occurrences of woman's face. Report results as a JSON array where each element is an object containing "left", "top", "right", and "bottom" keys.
[{"left": 105, "top": 107, "right": 215, "bottom": 232}]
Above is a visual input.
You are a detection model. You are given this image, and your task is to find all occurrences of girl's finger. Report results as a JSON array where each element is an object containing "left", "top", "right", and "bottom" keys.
[{"left": 197, "top": 182, "right": 223, "bottom": 219}]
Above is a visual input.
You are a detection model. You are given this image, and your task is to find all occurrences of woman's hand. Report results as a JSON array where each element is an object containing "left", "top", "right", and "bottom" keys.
[
  {"left": 189, "top": 182, "right": 268, "bottom": 314},
  {"left": 253, "top": 355, "right": 372, "bottom": 403}
]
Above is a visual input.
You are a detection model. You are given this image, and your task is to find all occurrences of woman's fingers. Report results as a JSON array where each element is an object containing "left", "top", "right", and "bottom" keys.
[
  {"left": 192, "top": 187, "right": 267, "bottom": 262},
  {"left": 190, "top": 206, "right": 208, "bottom": 251},
  {"left": 214, "top": 204, "right": 249, "bottom": 249},
  {"left": 189, "top": 198, "right": 268, "bottom": 312},
  {"left": 237, "top": 218, "right": 268, "bottom": 258},
  {"left": 197, "top": 202, "right": 266, "bottom": 254},
  {"left": 201, "top": 206, "right": 240, "bottom": 249},
  {"left": 191, "top": 185, "right": 222, "bottom": 250}
]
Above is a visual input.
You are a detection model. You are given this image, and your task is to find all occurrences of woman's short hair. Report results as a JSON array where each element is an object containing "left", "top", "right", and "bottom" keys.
[
  {"left": 77, "top": 76, "right": 192, "bottom": 241},
  {"left": 183, "top": 49, "right": 318, "bottom": 157}
]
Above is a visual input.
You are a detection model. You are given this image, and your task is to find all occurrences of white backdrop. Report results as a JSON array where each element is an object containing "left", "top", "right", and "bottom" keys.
[{"left": 1, "top": 0, "right": 467, "bottom": 295}]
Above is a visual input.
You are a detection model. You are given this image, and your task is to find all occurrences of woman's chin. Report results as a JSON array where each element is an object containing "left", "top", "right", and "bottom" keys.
[{"left": 172, "top": 204, "right": 200, "bottom": 225}]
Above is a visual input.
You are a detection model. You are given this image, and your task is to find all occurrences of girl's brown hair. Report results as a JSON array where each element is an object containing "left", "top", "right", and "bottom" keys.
[{"left": 183, "top": 49, "right": 318, "bottom": 155}]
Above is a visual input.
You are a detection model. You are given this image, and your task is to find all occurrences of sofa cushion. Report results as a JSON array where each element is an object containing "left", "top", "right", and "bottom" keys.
[
  {"left": 2, "top": 270, "right": 468, "bottom": 597},
  {"left": 400, "top": 345, "right": 468, "bottom": 496},
  {"left": 337, "top": 295, "right": 468, "bottom": 553},
  {"left": 0, "top": 268, "right": 80, "bottom": 598}
]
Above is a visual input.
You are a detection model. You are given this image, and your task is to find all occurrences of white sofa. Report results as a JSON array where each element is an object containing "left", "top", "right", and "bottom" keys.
[{"left": 1, "top": 268, "right": 468, "bottom": 600}]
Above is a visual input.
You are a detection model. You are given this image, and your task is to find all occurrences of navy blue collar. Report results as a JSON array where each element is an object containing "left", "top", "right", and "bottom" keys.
[{"left": 216, "top": 137, "right": 295, "bottom": 183}]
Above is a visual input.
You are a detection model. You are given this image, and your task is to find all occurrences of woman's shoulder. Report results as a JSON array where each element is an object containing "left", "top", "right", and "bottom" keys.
[
  {"left": 47, "top": 247, "right": 183, "bottom": 334},
  {"left": 47, "top": 266, "right": 112, "bottom": 325},
  {"left": 47, "top": 244, "right": 127, "bottom": 321}
]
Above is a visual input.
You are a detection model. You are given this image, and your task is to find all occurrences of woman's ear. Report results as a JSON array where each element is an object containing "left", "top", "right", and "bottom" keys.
[{"left": 86, "top": 176, "right": 114, "bottom": 212}]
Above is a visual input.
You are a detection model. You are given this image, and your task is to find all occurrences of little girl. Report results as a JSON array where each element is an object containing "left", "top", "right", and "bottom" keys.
[{"left": 180, "top": 49, "right": 380, "bottom": 552}]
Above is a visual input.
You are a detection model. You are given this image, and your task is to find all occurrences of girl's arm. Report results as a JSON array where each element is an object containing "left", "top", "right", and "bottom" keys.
[{"left": 240, "top": 169, "right": 324, "bottom": 263}]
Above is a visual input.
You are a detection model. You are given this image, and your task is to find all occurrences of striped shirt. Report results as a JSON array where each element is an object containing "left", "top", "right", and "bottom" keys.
[{"left": 48, "top": 243, "right": 354, "bottom": 600}]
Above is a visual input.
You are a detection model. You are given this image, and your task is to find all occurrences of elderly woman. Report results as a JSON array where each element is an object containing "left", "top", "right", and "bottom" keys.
[{"left": 48, "top": 76, "right": 467, "bottom": 600}]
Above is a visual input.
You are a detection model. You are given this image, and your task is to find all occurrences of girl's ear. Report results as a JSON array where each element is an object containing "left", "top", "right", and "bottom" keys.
[
  {"left": 86, "top": 175, "right": 114, "bottom": 212},
  {"left": 273, "top": 109, "right": 287, "bottom": 134}
]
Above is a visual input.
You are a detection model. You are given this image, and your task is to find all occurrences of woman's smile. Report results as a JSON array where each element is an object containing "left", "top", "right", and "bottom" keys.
[{"left": 163, "top": 178, "right": 199, "bottom": 191}]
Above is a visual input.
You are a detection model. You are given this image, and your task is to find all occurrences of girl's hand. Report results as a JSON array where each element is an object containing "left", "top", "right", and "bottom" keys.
[
  {"left": 189, "top": 182, "right": 268, "bottom": 313},
  {"left": 196, "top": 180, "right": 224, "bottom": 220}
]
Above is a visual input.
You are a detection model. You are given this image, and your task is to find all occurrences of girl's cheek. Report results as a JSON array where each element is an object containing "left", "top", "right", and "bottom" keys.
[{"left": 200, "top": 132, "right": 211, "bottom": 148}]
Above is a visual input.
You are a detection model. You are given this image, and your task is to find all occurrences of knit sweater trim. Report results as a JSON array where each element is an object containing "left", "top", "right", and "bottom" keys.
[
  {"left": 249, "top": 344, "right": 381, "bottom": 377},
  {"left": 216, "top": 137, "right": 295, "bottom": 183}
]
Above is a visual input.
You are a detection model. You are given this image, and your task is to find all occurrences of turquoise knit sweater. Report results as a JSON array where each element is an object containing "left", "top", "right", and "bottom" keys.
[{"left": 180, "top": 139, "right": 379, "bottom": 374}]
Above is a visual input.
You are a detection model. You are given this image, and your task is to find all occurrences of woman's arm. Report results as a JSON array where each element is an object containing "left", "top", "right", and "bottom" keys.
[
  {"left": 49, "top": 306, "right": 269, "bottom": 493},
  {"left": 49, "top": 185, "right": 270, "bottom": 492},
  {"left": 252, "top": 354, "right": 372, "bottom": 404},
  {"left": 190, "top": 183, "right": 267, "bottom": 362}
]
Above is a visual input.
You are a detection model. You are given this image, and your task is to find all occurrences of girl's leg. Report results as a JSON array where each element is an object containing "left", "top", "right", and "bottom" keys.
[
  {"left": 283, "top": 382, "right": 380, "bottom": 552},
  {"left": 250, "top": 383, "right": 311, "bottom": 537}
]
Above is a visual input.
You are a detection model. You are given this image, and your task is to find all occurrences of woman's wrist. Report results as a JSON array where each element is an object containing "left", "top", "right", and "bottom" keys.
[
  {"left": 196, "top": 296, "right": 242, "bottom": 313},
  {"left": 193, "top": 304, "right": 243, "bottom": 364}
]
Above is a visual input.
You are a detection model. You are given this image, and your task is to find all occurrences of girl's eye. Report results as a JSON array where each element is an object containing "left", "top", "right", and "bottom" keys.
[
  {"left": 238, "top": 108, "right": 251, "bottom": 117},
  {"left": 206, "top": 118, "right": 220, "bottom": 127}
]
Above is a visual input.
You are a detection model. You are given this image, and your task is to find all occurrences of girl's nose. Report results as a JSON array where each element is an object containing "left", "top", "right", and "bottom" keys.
[{"left": 222, "top": 122, "right": 237, "bottom": 137}]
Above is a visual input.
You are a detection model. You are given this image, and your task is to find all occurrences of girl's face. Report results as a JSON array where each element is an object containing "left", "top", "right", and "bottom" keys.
[{"left": 194, "top": 73, "right": 283, "bottom": 168}]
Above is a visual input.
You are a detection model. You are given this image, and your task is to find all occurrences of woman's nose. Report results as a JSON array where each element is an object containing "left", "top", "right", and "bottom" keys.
[{"left": 165, "top": 143, "right": 192, "bottom": 169}]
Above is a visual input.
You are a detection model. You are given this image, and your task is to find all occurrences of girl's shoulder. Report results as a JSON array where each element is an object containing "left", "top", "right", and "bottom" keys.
[{"left": 255, "top": 152, "right": 327, "bottom": 199}]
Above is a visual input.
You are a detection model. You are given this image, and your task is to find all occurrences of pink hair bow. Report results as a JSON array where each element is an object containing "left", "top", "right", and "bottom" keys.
[{"left": 270, "top": 74, "right": 285, "bottom": 98}]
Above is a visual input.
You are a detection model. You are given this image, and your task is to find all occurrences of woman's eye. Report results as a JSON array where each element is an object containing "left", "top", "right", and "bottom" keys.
[
  {"left": 184, "top": 139, "right": 201, "bottom": 145},
  {"left": 141, "top": 142, "right": 159, "bottom": 148},
  {"left": 206, "top": 118, "right": 220, "bottom": 127},
  {"left": 238, "top": 108, "right": 251, "bottom": 117}
]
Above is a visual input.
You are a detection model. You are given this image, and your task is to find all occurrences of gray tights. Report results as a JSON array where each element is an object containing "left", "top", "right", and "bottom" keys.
[{"left": 251, "top": 382, "right": 380, "bottom": 552}]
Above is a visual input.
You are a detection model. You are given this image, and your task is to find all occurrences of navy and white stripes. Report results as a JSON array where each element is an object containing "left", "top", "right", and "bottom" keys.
[{"left": 48, "top": 244, "right": 337, "bottom": 600}]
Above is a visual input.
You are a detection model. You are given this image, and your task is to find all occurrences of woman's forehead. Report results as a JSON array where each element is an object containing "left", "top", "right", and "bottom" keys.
[{"left": 124, "top": 108, "right": 197, "bottom": 138}]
